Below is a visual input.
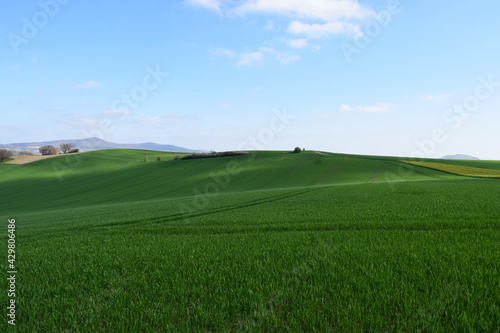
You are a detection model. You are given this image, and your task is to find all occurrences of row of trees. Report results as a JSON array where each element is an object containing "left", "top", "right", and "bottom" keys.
[
  {"left": 0, "top": 144, "right": 79, "bottom": 161},
  {"left": 177, "top": 151, "right": 249, "bottom": 160},
  {"left": 0, "top": 149, "right": 36, "bottom": 162},
  {"left": 0, "top": 149, "right": 14, "bottom": 162},
  {"left": 170, "top": 148, "right": 304, "bottom": 161},
  {"left": 39, "top": 143, "right": 79, "bottom": 155}
]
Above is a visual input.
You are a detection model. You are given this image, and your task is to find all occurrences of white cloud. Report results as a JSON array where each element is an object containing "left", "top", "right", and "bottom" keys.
[
  {"left": 237, "top": 52, "right": 264, "bottom": 67},
  {"left": 76, "top": 81, "right": 100, "bottom": 90},
  {"left": 234, "top": 0, "right": 373, "bottom": 22},
  {"left": 209, "top": 47, "right": 235, "bottom": 58},
  {"left": 139, "top": 116, "right": 181, "bottom": 124},
  {"left": 288, "top": 21, "right": 362, "bottom": 39},
  {"left": 104, "top": 110, "right": 130, "bottom": 115},
  {"left": 356, "top": 103, "right": 397, "bottom": 113},
  {"left": 275, "top": 53, "right": 300, "bottom": 64},
  {"left": 263, "top": 20, "right": 279, "bottom": 31},
  {"left": 218, "top": 103, "right": 233, "bottom": 108},
  {"left": 287, "top": 38, "right": 308, "bottom": 49},
  {"left": 261, "top": 47, "right": 300, "bottom": 64},
  {"left": 420, "top": 94, "right": 451, "bottom": 101},
  {"left": 339, "top": 104, "right": 352, "bottom": 112},
  {"left": 185, "top": 0, "right": 221, "bottom": 13},
  {"left": 210, "top": 45, "right": 301, "bottom": 67}
]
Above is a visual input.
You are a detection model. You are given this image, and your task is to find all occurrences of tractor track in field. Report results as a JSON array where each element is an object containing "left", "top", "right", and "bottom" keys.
[
  {"left": 266, "top": 158, "right": 315, "bottom": 187},
  {"left": 365, "top": 166, "right": 386, "bottom": 184},
  {"left": 308, "top": 158, "right": 351, "bottom": 186},
  {"left": 83, "top": 187, "right": 324, "bottom": 231}
]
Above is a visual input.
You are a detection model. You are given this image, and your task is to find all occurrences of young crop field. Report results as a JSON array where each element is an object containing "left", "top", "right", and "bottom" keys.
[{"left": 1, "top": 150, "right": 499, "bottom": 332}]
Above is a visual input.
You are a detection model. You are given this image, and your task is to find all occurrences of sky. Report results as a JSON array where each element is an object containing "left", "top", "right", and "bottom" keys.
[{"left": 1, "top": 0, "right": 500, "bottom": 159}]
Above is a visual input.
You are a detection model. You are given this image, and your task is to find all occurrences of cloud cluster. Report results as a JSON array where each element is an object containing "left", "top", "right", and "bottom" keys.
[
  {"left": 60, "top": 109, "right": 193, "bottom": 132},
  {"left": 420, "top": 94, "right": 451, "bottom": 101},
  {"left": 340, "top": 103, "right": 397, "bottom": 113},
  {"left": 209, "top": 47, "right": 236, "bottom": 58},
  {"left": 288, "top": 21, "right": 362, "bottom": 39},
  {"left": 286, "top": 38, "right": 308, "bottom": 49},
  {"left": 211, "top": 46, "right": 300, "bottom": 67},
  {"left": 233, "top": 0, "right": 372, "bottom": 21},
  {"left": 185, "top": 0, "right": 222, "bottom": 13},
  {"left": 187, "top": 0, "right": 372, "bottom": 39},
  {"left": 139, "top": 116, "right": 182, "bottom": 125},
  {"left": 237, "top": 51, "right": 264, "bottom": 67},
  {"left": 104, "top": 110, "right": 130, "bottom": 115},
  {"left": 189, "top": 0, "right": 373, "bottom": 67}
]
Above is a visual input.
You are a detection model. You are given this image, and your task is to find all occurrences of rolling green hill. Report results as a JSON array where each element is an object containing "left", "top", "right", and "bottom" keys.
[
  {"left": 1, "top": 149, "right": 499, "bottom": 332},
  {"left": 0, "top": 149, "right": 465, "bottom": 215}
]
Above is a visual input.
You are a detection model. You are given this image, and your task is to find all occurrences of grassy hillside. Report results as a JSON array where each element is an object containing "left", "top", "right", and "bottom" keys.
[
  {"left": 0, "top": 149, "right": 462, "bottom": 215},
  {"left": 1, "top": 149, "right": 499, "bottom": 332}
]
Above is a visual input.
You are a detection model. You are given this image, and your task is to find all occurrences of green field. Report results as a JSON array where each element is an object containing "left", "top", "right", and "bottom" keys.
[{"left": 1, "top": 149, "right": 499, "bottom": 332}]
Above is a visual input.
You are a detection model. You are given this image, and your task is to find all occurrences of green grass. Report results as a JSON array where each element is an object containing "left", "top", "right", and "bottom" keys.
[{"left": 1, "top": 149, "right": 499, "bottom": 332}]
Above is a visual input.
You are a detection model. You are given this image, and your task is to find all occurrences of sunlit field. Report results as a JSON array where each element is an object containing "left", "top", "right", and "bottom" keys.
[{"left": 1, "top": 150, "right": 499, "bottom": 331}]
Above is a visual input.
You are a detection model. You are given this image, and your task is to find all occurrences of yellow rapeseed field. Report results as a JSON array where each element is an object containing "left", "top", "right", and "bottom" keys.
[{"left": 401, "top": 161, "right": 500, "bottom": 178}]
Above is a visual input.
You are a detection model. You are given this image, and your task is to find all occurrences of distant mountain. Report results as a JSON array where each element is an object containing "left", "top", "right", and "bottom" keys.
[
  {"left": 1, "top": 137, "right": 201, "bottom": 153},
  {"left": 441, "top": 154, "right": 479, "bottom": 160}
]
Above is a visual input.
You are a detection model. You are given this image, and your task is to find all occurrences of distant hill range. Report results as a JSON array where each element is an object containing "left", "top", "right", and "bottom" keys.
[
  {"left": 441, "top": 154, "right": 479, "bottom": 160},
  {"left": 0, "top": 137, "right": 200, "bottom": 153}
]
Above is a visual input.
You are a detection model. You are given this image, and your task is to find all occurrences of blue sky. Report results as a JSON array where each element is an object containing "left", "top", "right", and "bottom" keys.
[{"left": 1, "top": 0, "right": 500, "bottom": 159}]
